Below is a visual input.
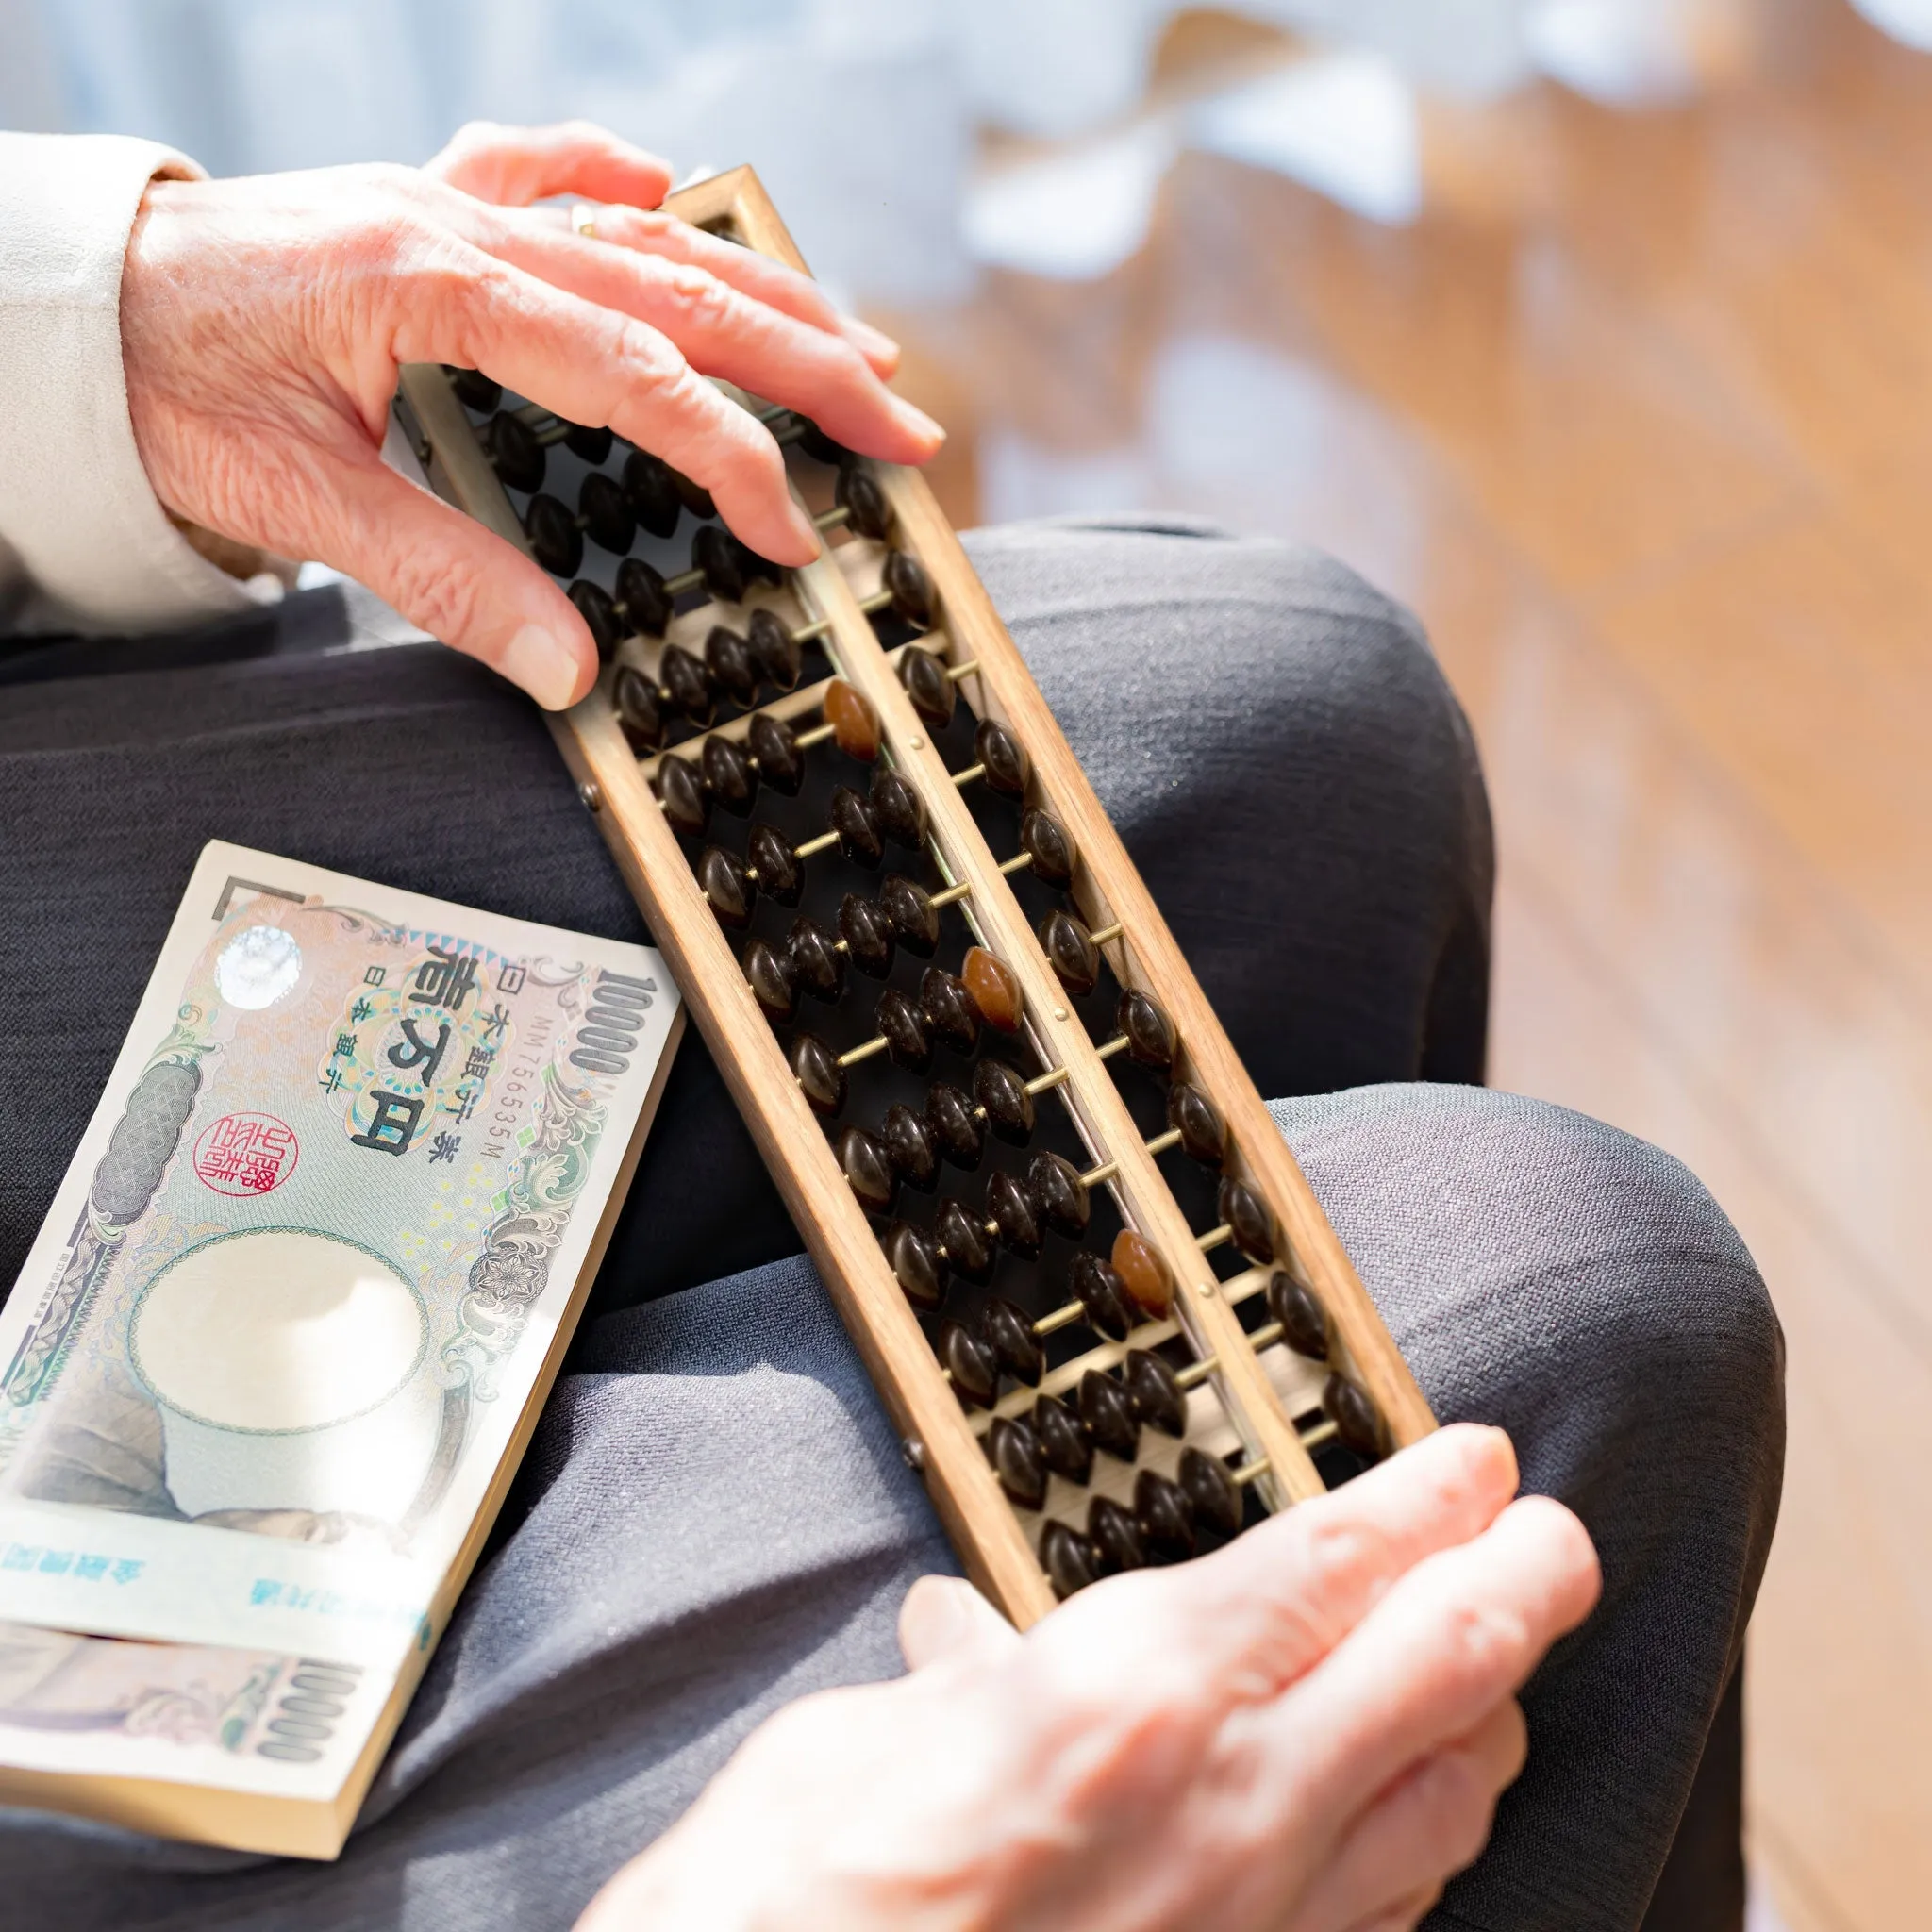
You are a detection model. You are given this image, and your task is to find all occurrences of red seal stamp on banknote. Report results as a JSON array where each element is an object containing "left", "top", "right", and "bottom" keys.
[{"left": 192, "top": 1113, "right": 300, "bottom": 1196}]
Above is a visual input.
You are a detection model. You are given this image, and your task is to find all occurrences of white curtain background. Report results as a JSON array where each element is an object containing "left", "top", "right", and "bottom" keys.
[{"left": 8, "top": 0, "right": 1908, "bottom": 308}]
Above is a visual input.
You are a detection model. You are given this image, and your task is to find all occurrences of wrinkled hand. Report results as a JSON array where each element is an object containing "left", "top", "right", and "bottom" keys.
[
  {"left": 576, "top": 1424, "right": 1599, "bottom": 1932},
  {"left": 120, "top": 120, "right": 940, "bottom": 709}
]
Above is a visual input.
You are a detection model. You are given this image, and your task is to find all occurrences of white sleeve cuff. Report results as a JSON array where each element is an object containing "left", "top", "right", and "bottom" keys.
[{"left": 0, "top": 132, "right": 274, "bottom": 636}]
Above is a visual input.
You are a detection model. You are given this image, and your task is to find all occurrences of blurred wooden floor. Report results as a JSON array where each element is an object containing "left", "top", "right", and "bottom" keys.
[{"left": 883, "top": 5, "right": 1932, "bottom": 1927}]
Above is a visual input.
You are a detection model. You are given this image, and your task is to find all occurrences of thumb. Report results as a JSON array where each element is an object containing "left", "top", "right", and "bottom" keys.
[
  {"left": 309, "top": 456, "right": 598, "bottom": 709},
  {"left": 898, "top": 1575, "right": 1020, "bottom": 1673}
]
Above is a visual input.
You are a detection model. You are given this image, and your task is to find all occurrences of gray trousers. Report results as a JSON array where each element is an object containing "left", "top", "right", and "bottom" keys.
[{"left": 0, "top": 519, "right": 1784, "bottom": 1931}]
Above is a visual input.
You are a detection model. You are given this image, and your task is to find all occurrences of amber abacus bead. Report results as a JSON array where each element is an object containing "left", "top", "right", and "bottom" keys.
[
  {"left": 823, "top": 679, "right": 882, "bottom": 761},
  {"left": 1110, "top": 1229, "right": 1174, "bottom": 1315},
  {"left": 962, "top": 946, "right": 1023, "bottom": 1034}
]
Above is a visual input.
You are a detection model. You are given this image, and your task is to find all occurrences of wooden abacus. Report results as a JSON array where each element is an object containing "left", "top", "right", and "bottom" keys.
[{"left": 394, "top": 165, "right": 1435, "bottom": 1628}]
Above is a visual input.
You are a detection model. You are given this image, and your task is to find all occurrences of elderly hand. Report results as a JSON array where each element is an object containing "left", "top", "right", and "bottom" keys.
[
  {"left": 119, "top": 120, "right": 941, "bottom": 709},
  {"left": 575, "top": 1424, "right": 1599, "bottom": 1932}
]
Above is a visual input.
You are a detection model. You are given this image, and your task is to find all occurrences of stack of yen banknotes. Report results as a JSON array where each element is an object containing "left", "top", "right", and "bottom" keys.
[{"left": 0, "top": 843, "right": 683, "bottom": 1857}]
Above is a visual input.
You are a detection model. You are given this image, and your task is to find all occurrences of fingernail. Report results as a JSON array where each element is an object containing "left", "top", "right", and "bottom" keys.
[
  {"left": 502, "top": 623, "right": 582, "bottom": 710},
  {"left": 786, "top": 505, "right": 823, "bottom": 560},
  {"left": 910, "top": 1577, "right": 976, "bottom": 1657},
  {"left": 891, "top": 395, "right": 946, "bottom": 446},
  {"left": 849, "top": 317, "right": 901, "bottom": 362}
]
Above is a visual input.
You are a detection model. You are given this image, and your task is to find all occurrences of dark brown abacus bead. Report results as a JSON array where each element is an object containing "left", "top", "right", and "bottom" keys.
[
  {"left": 564, "top": 421, "right": 613, "bottom": 464},
  {"left": 974, "top": 718, "right": 1028, "bottom": 796},
  {"left": 1079, "top": 1371, "right": 1140, "bottom": 1462},
  {"left": 799, "top": 421, "right": 848, "bottom": 464},
  {"left": 936, "top": 1197, "right": 994, "bottom": 1281},
  {"left": 836, "top": 459, "right": 892, "bottom": 541},
  {"left": 838, "top": 892, "right": 895, "bottom": 976},
  {"left": 747, "top": 607, "right": 802, "bottom": 691},
  {"left": 919, "top": 968, "right": 981, "bottom": 1056},
  {"left": 940, "top": 1318, "right": 999, "bottom": 1408},
  {"left": 701, "top": 735, "right": 755, "bottom": 813},
  {"left": 1027, "top": 1152, "right": 1091, "bottom": 1239},
  {"left": 744, "top": 937, "right": 797, "bottom": 1024},
  {"left": 1167, "top": 1083, "right": 1228, "bottom": 1168},
  {"left": 1017, "top": 808, "right": 1074, "bottom": 887},
  {"left": 1323, "top": 1374, "right": 1387, "bottom": 1460},
  {"left": 446, "top": 366, "right": 502, "bottom": 413},
  {"left": 693, "top": 524, "right": 778, "bottom": 604},
  {"left": 899, "top": 644, "right": 956, "bottom": 727},
  {"left": 879, "top": 874, "right": 940, "bottom": 956},
  {"left": 988, "top": 1416, "right": 1048, "bottom": 1511},
  {"left": 1135, "top": 1470, "right": 1197, "bottom": 1562},
  {"left": 838, "top": 1125, "right": 896, "bottom": 1212},
  {"left": 962, "top": 946, "right": 1023, "bottom": 1033},
  {"left": 1088, "top": 1497, "right": 1149, "bottom": 1575},
  {"left": 981, "top": 1297, "right": 1044, "bottom": 1386},
  {"left": 1218, "top": 1177, "right": 1274, "bottom": 1263},
  {"left": 1041, "top": 1519, "right": 1101, "bottom": 1600},
  {"left": 1111, "top": 1230, "right": 1174, "bottom": 1315},
  {"left": 973, "top": 1060, "right": 1034, "bottom": 1143},
  {"left": 747, "top": 822, "right": 803, "bottom": 905},
  {"left": 1118, "top": 990, "right": 1176, "bottom": 1070},
  {"left": 622, "top": 448, "right": 680, "bottom": 539},
  {"left": 1069, "top": 1252, "right": 1135, "bottom": 1341},
  {"left": 615, "top": 556, "right": 674, "bottom": 636},
  {"left": 924, "top": 1081, "right": 983, "bottom": 1167},
  {"left": 828, "top": 787, "right": 884, "bottom": 868},
  {"left": 1123, "top": 1350, "right": 1187, "bottom": 1437},
  {"left": 525, "top": 493, "right": 583, "bottom": 577},
  {"left": 697, "top": 845, "right": 753, "bottom": 926},
  {"left": 1267, "top": 1272, "right": 1331, "bottom": 1361},
  {"left": 869, "top": 765, "right": 927, "bottom": 848},
  {"left": 880, "top": 1103, "right": 939, "bottom": 1190},
  {"left": 656, "top": 754, "right": 708, "bottom": 837},
  {"left": 987, "top": 1169, "right": 1043, "bottom": 1257},
  {"left": 1039, "top": 909, "right": 1099, "bottom": 996},
  {"left": 487, "top": 411, "right": 543, "bottom": 491},
  {"left": 613, "top": 666, "right": 666, "bottom": 752},
  {"left": 884, "top": 1221, "right": 944, "bottom": 1308},
  {"left": 672, "top": 470, "right": 716, "bottom": 520},
  {"left": 746, "top": 713, "right": 804, "bottom": 794},
  {"left": 1032, "top": 1393, "right": 1093, "bottom": 1485},
  {"left": 883, "top": 548, "right": 934, "bottom": 627},
  {"left": 790, "top": 1032, "right": 845, "bottom": 1117},
  {"left": 787, "top": 916, "right": 846, "bottom": 1002},
  {"left": 1178, "top": 1447, "right": 1243, "bottom": 1541},
  {"left": 824, "top": 680, "right": 882, "bottom": 762},
  {"left": 704, "top": 625, "right": 758, "bottom": 704},
  {"left": 877, "top": 989, "right": 934, "bottom": 1073},
  {"left": 568, "top": 581, "right": 622, "bottom": 662},
  {"left": 658, "top": 645, "right": 713, "bottom": 723},
  {"left": 579, "top": 472, "right": 635, "bottom": 555}
]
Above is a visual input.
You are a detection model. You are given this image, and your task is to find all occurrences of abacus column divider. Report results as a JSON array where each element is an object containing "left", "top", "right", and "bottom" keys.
[
  {"left": 396, "top": 359, "right": 1058, "bottom": 1630},
  {"left": 872, "top": 467, "right": 1439, "bottom": 1457}
]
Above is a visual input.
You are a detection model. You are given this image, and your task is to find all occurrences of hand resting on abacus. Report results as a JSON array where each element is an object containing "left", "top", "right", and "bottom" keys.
[
  {"left": 579, "top": 1424, "right": 1596, "bottom": 1932},
  {"left": 116, "top": 119, "right": 942, "bottom": 711}
]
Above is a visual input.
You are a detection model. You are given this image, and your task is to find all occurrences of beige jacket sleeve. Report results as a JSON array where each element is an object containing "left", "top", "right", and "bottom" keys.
[{"left": 0, "top": 130, "right": 279, "bottom": 636}]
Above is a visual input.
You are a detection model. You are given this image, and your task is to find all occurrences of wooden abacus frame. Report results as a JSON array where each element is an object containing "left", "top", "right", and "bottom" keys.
[{"left": 397, "top": 166, "right": 1435, "bottom": 1628}]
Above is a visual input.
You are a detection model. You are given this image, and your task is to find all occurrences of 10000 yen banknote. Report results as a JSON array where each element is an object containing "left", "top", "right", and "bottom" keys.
[{"left": 0, "top": 842, "right": 679, "bottom": 1674}]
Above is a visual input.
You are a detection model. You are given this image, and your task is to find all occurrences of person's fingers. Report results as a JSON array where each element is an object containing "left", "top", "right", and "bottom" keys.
[
  {"left": 1339, "top": 1888, "right": 1443, "bottom": 1932},
  {"left": 462, "top": 219, "right": 939, "bottom": 463},
  {"left": 1048, "top": 1425, "right": 1523, "bottom": 1709},
  {"left": 1292, "top": 1700, "right": 1526, "bottom": 1932},
  {"left": 1273, "top": 1495, "right": 1599, "bottom": 1839},
  {"left": 425, "top": 118, "right": 672, "bottom": 210},
  {"left": 403, "top": 245, "right": 819, "bottom": 563},
  {"left": 532, "top": 201, "right": 901, "bottom": 377},
  {"left": 899, "top": 1576, "right": 1021, "bottom": 1673},
  {"left": 300, "top": 454, "right": 596, "bottom": 708}
]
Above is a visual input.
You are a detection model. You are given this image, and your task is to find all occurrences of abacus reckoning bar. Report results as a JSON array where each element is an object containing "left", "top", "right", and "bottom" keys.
[{"left": 394, "top": 165, "right": 1436, "bottom": 1627}]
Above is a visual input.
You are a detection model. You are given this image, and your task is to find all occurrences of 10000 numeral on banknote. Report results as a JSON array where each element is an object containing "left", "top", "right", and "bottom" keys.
[{"left": 0, "top": 844, "right": 678, "bottom": 1688}]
